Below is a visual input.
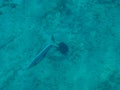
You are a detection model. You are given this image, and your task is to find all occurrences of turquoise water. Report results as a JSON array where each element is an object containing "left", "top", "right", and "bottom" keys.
[{"left": 0, "top": 0, "right": 120, "bottom": 90}]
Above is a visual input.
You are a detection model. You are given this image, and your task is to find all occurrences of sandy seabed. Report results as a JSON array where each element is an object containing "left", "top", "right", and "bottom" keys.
[{"left": 0, "top": 0, "right": 120, "bottom": 90}]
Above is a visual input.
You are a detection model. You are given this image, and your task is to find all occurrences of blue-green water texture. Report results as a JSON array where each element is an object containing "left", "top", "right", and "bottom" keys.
[{"left": 0, "top": 0, "right": 120, "bottom": 90}]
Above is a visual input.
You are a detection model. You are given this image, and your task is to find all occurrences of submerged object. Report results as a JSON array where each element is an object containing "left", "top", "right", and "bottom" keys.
[
  {"left": 27, "top": 35, "right": 69, "bottom": 69},
  {"left": 58, "top": 42, "right": 69, "bottom": 55},
  {"left": 27, "top": 44, "right": 52, "bottom": 69},
  {"left": 52, "top": 34, "right": 69, "bottom": 55},
  {"left": 51, "top": 35, "right": 69, "bottom": 55}
]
